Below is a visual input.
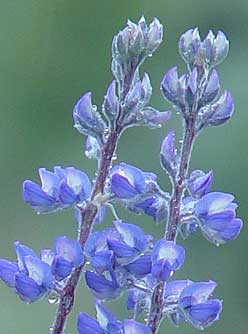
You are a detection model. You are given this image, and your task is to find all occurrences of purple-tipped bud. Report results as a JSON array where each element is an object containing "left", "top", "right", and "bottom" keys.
[
  {"left": 141, "top": 72, "right": 152, "bottom": 105},
  {"left": 179, "top": 28, "right": 201, "bottom": 64},
  {"left": 151, "top": 240, "right": 185, "bottom": 281},
  {"left": 161, "top": 67, "right": 179, "bottom": 103},
  {"left": 202, "top": 30, "right": 215, "bottom": 61},
  {"left": 186, "top": 67, "right": 198, "bottom": 105},
  {"left": 213, "top": 31, "right": 229, "bottom": 65},
  {"left": 188, "top": 170, "right": 213, "bottom": 198},
  {"left": 147, "top": 17, "right": 163, "bottom": 54},
  {"left": 207, "top": 91, "right": 234, "bottom": 126},
  {"left": 137, "top": 107, "right": 171, "bottom": 129},
  {"left": 103, "top": 80, "right": 118, "bottom": 121},
  {"left": 73, "top": 92, "right": 106, "bottom": 138},
  {"left": 179, "top": 28, "right": 229, "bottom": 67},
  {"left": 112, "top": 17, "right": 162, "bottom": 62},
  {"left": 203, "top": 69, "right": 220, "bottom": 103},
  {"left": 128, "top": 21, "right": 144, "bottom": 56},
  {"left": 160, "top": 130, "right": 177, "bottom": 175}
]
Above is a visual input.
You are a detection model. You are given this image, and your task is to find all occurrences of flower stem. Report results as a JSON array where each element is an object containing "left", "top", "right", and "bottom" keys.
[
  {"left": 148, "top": 117, "right": 196, "bottom": 334},
  {"left": 50, "top": 63, "right": 139, "bottom": 333},
  {"left": 51, "top": 127, "right": 121, "bottom": 334}
]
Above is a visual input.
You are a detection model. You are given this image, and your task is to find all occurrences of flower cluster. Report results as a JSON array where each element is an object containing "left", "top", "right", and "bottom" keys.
[
  {"left": 0, "top": 236, "right": 83, "bottom": 303},
  {"left": 23, "top": 166, "right": 91, "bottom": 213},
  {"left": 83, "top": 220, "right": 222, "bottom": 330},
  {"left": 0, "top": 17, "right": 243, "bottom": 334}
]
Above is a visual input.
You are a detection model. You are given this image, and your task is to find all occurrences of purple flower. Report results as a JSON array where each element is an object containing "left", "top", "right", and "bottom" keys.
[
  {"left": 85, "top": 221, "right": 149, "bottom": 265},
  {"left": 108, "top": 220, "right": 149, "bottom": 262},
  {"left": 164, "top": 279, "right": 193, "bottom": 304},
  {"left": 124, "top": 254, "right": 152, "bottom": 278},
  {"left": 178, "top": 280, "right": 222, "bottom": 329},
  {"left": 195, "top": 192, "right": 243, "bottom": 245},
  {"left": 23, "top": 166, "right": 92, "bottom": 213},
  {"left": 84, "top": 228, "right": 121, "bottom": 258},
  {"left": 73, "top": 92, "right": 106, "bottom": 138},
  {"left": 128, "top": 194, "right": 168, "bottom": 223},
  {"left": 110, "top": 163, "right": 157, "bottom": 200},
  {"left": 0, "top": 241, "right": 54, "bottom": 303},
  {"left": 0, "top": 236, "right": 85, "bottom": 302},
  {"left": 91, "top": 251, "right": 114, "bottom": 274},
  {"left": 151, "top": 240, "right": 185, "bottom": 281},
  {"left": 85, "top": 271, "right": 121, "bottom": 300},
  {"left": 50, "top": 236, "right": 84, "bottom": 280}
]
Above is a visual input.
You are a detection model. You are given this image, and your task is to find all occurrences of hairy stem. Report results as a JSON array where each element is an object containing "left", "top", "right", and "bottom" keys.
[
  {"left": 51, "top": 127, "right": 120, "bottom": 334},
  {"left": 50, "top": 62, "right": 139, "bottom": 333},
  {"left": 148, "top": 117, "right": 196, "bottom": 334}
]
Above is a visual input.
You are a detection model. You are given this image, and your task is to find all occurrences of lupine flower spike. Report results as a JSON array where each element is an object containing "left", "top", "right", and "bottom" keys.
[{"left": 0, "top": 17, "right": 242, "bottom": 334}]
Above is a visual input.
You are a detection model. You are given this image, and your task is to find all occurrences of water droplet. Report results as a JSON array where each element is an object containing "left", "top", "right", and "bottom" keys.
[
  {"left": 92, "top": 105, "right": 97, "bottom": 111},
  {"left": 179, "top": 139, "right": 183, "bottom": 144},
  {"left": 112, "top": 154, "right": 118, "bottom": 161},
  {"left": 48, "top": 292, "right": 60, "bottom": 305},
  {"left": 148, "top": 53, "right": 153, "bottom": 57}
]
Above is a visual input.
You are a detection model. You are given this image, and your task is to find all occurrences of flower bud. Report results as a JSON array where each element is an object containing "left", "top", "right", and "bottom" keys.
[
  {"left": 179, "top": 28, "right": 201, "bottom": 64},
  {"left": 179, "top": 28, "right": 229, "bottom": 68},
  {"left": 103, "top": 80, "right": 118, "bottom": 121},
  {"left": 188, "top": 169, "right": 213, "bottom": 198},
  {"left": 161, "top": 67, "right": 179, "bottom": 104},
  {"left": 207, "top": 90, "right": 234, "bottom": 126},
  {"left": 140, "top": 72, "right": 152, "bottom": 105},
  {"left": 160, "top": 130, "right": 178, "bottom": 175},
  {"left": 186, "top": 67, "right": 198, "bottom": 105},
  {"left": 147, "top": 17, "right": 163, "bottom": 54},
  {"left": 203, "top": 69, "right": 220, "bottom": 104},
  {"left": 73, "top": 92, "right": 106, "bottom": 138}
]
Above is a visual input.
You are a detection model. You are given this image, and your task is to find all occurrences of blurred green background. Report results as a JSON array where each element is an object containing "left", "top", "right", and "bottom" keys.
[{"left": 0, "top": 0, "right": 247, "bottom": 333}]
